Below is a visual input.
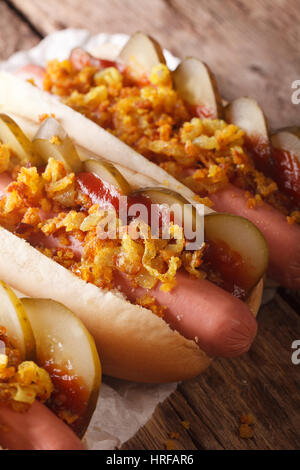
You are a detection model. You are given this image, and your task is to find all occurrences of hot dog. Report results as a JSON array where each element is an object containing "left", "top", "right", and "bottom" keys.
[
  {"left": 114, "top": 271, "right": 258, "bottom": 358},
  {"left": 1, "top": 174, "right": 257, "bottom": 358},
  {"left": 0, "top": 173, "right": 257, "bottom": 357},
  {"left": 0, "top": 301, "right": 100, "bottom": 450},
  {"left": 17, "top": 32, "right": 299, "bottom": 288},
  {"left": 0, "top": 103, "right": 265, "bottom": 383},
  {"left": 0, "top": 173, "right": 258, "bottom": 358},
  {"left": 0, "top": 402, "right": 84, "bottom": 450}
]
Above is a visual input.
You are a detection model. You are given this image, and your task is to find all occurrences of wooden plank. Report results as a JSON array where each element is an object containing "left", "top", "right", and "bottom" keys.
[
  {"left": 0, "top": 2, "right": 39, "bottom": 61},
  {"left": 120, "top": 395, "right": 199, "bottom": 450},
  {"left": 9, "top": 0, "right": 300, "bottom": 129},
  {"left": 122, "top": 295, "right": 300, "bottom": 449},
  {"left": 167, "top": 0, "right": 300, "bottom": 132},
  {"left": 279, "top": 288, "right": 300, "bottom": 314},
  {"left": 8, "top": 0, "right": 172, "bottom": 35}
]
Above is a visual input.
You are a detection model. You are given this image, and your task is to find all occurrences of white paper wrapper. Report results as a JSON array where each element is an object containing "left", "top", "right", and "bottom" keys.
[
  {"left": 0, "top": 28, "right": 179, "bottom": 451},
  {"left": 0, "top": 28, "right": 180, "bottom": 72}
]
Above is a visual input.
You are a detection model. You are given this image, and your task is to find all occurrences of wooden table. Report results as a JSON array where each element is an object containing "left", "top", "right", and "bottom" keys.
[{"left": 1, "top": 0, "right": 299, "bottom": 450}]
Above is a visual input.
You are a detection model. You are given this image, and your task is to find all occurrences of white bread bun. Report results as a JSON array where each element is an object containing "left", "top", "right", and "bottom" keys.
[{"left": 0, "top": 72, "right": 263, "bottom": 382}]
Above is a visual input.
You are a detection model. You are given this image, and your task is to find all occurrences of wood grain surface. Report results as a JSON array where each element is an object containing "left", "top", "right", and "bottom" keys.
[
  {"left": 0, "top": 1, "right": 39, "bottom": 60},
  {"left": 1, "top": 0, "right": 300, "bottom": 450}
]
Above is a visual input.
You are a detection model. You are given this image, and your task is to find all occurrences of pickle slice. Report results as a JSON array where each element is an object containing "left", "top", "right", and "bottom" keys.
[
  {"left": 0, "top": 114, "right": 41, "bottom": 166},
  {"left": 118, "top": 31, "right": 165, "bottom": 81},
  {"left": 22, "top": 298, "right": 101, "bottom": 438},
  {"left": 33, "top": 117, "right": 83, "bottom": 173},
  {"left": 271, "top": 127, "right": 300, "bottom": 161},
  {"left": 0, "top": 281, "right": 35, "bottom": 361},
  {"left": 204, "top": 213, "right": 269, "bottom": 291},
  {"left": 225, "top": 97, "right": 269, "bottom": 140},
  {"left": 173, "top": 57, "right": 223, "bottom": 118},
  {"left": 83, "top": 159, "right": 131, "bottom": 194},
  {"left": 130, "top": 186, "right": 201, "bottom": 234}
]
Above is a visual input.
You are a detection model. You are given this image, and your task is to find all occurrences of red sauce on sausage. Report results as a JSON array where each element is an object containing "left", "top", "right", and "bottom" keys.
[
  {"left": 189, "top": 104, "right": 217, "bottom": 119},
  {"left": 270, "top": 147, "right": 300, "bottom": 205},
  {"left": 76, "top": 172, "right": 172, "bottom": 228},
  {"left": 77, "top": 172, "right": 121, "bottom": 210},
  {"left": 70, "top": 48, "right": 125, "bottom": 73},
  {"left": 203, "top": 239, "right": 248, "bottom": 300},
  {"left": 43, "top": 359, "right": 89, "bottom": 437},
  {"left": 245, "top": 136, "right": 300, "bottom": 206}
]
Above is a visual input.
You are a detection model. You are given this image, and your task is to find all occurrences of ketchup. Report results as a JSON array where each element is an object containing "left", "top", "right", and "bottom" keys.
[
  {"left": 270, "top": 147, "right": 300, "bottom": 205},
  {"left": 203, "top": 239, "right": 249, "bottom": 300},
  {"left": 244, "top": 136, "right": 272, "bottom": 174},
  {"left": 69, "top": 48, "right": 125, "bottom": 73},
  {"left": 76, "top": 172, "right": 172, "bottom": 229},
  {"left": 77, "top": 172, "right": 121, "bottom": 211},
  {"left": 43, "top": 359, "right": 90, "bottom": 437},
  {"left": 190, "top": 104, "right": 217, "bottom": 119},
  {"left": 245, "top": 137, "right": 300, "bottom": 206}
]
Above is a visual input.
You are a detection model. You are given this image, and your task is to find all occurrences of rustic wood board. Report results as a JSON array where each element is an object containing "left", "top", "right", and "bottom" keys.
[
  {"left": 1, "top": 0, "right": 300, "bottom": 450},
  {"left": 0, "top": 1, "right": 40, "bottom": 60},
  {"left": 8, "top": 0, "right": 300, "bottom": 129}
]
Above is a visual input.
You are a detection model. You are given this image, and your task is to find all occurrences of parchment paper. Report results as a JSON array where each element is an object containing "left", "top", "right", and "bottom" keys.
[
  {"left": 0, "top": 28, "right": 179, "bottom": 451},
  {"left": 0, "top": 28, "right": 180, "bottom": 72}
]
